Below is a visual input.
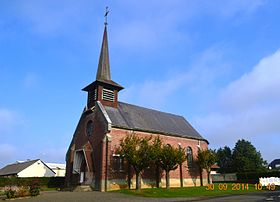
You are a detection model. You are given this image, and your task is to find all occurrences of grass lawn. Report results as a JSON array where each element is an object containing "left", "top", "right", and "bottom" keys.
[
  {"left": 40, "top": 187, "right": 60, "bottom": 192},
  {"left": 112, "top": 183, "right": 270, "bottom": 198}
]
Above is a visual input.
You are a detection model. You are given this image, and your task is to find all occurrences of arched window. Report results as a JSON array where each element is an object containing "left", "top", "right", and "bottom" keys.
[
  {"left": 86, "top": 120, "right": 94, "bottom": 136},
  {"left": 186, "top": 147, "right": 193, "bottom": 168}
]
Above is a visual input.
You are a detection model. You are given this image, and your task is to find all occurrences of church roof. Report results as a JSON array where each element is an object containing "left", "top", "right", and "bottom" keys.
[
  {"left": 83, "top": 25, "right": 123, "bottom": 92},
  {"left": 0, "top": 160, "right": 38, "bottom": 176},
  {"left": 104, "top": 102, "right": 206, "bottom": 141}
]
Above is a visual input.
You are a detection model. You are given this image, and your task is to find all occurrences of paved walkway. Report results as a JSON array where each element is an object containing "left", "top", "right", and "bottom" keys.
[{"left": 4, "top": 190, "right": 280, "bottom": 202}]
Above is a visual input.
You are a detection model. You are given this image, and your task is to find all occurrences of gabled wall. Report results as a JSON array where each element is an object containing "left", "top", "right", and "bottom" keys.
[{"left": 18, "top": 160, "right": 55, "bottom": 177}]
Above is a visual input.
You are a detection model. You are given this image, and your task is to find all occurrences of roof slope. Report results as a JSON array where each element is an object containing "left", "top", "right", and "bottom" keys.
[
  {"left": 104, "top": 102, "right": 206, "bottom": 141},
  {"left": 0, "top": 160, "right": 38, "bottom": 176}
]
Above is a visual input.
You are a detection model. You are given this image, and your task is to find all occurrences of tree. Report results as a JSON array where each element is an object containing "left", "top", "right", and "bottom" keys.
[
  {"left": 232, "top": 139, "right": 266, "bottom": 172},
  {"left": 118, "top": 134, "right": 153, "bottom": 190},
  {"left": 158, "top": 144, "right": 186, "bottom": 189},
  {"left": 197, "top": 149, "right": 216, "bottom": 184},
  {"left": 150, "top": 136, "right": 163, "bottom": 188},
  {"left": 216, "top": 146, "right": 234, "bottom": 173}
]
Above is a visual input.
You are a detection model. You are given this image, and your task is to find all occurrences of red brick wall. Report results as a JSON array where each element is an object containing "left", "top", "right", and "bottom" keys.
[
  {"left": 107, "top": 128, "right": 208, "bottom": 189},
  {"left": 66, "top": 108, "right": 209, "bottom": 190}
]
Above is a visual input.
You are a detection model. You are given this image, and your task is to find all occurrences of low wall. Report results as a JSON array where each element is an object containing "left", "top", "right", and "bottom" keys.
[{"left": 211, "top": 173, "right": 237, "bottom": 182}]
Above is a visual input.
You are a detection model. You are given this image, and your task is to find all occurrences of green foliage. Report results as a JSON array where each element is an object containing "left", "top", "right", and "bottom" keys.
[
  {"left": 5, "top": 188, "right": 16, "bottom": 199},
  {"left": 159, "top": 144, "right": 186, "bottom": 172},
  {"left": 216, "top": 146, "right": 234, "bottom": 173},
  {"left": 150, "top": 136, "right": 162, "bottom": 165},
  {"left": 232, "top": 139, "right": 266, "bottom": 172},
  {"left": 118, "top": 135, "right": 186, "bottom": 189},
  {"left": 119, "top": 134, "right": 153, "bottom": 174},
  {"left": 29, "top": 180, "right": 40, "bottom": 196},
  {"left": 197, "top": 149, "right": 216, "bottom": 184},
  {"left": 237, "top": 170, "right": 280, "bottom": 183},
  {"left": 0, "top": 177, "right": 65, "bottom": 188},
  {"left": 118, "top": 134, "right": 154, "bottom": 190},
  {"left": 197, "top": 149, "right": 216, "bottom": 172},
  {"left": 158, "top": 144, "right": 186, "bottom": 189}
]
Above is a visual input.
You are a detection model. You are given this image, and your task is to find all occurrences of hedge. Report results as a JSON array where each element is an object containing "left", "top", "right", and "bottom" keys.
[
  {"left": 237, "top": 171, "right": 280, "bottom": 184},
  {"left": 0, "top": 177, "right": 65, "bottom": 188}
]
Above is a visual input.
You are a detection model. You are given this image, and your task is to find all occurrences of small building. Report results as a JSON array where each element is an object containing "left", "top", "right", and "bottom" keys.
[
  {"left": 46, "top": 163, "right": 66, "bottom": 177},
  {"left": 0, "top": 159, "right": 55, "bottom": 178},
  {"left": 269, "top": 159, "right": 280, "bottom": 170},
  {"left": 210, "top": 164, "right": 220, "bottom": 175}
]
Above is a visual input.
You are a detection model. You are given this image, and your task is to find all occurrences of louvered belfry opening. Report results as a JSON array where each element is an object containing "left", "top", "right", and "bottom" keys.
[{"left": 82, "top": 24, "right": 123, "bottom": 109}]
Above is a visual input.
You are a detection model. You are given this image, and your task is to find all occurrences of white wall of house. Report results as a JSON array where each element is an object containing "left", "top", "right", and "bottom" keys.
[
  {"left": 46, "top": 163, "right": 66, "bottom": 177},
  {"left": 18, "top": 160, "right": 55, "bottom": 177},
  {"left": 52, "top": 168, "right": 66, "bottom": 177}
]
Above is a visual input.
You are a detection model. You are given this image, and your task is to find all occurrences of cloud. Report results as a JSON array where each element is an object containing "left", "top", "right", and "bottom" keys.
[
  {"left": 0, "top": 144, "right": 17, "bottom": 168},
  {"left": 201, "top": 0, "right": 265, "bottom": 19},
  {"left": 0, "top": 108, "right": 24, "bottom": 133},
  {"left": 195, "top": 49, "right": 280, "bottom": 161},
  {"left": 220, "top": 50, "right": 280, "bottom": 111},
  {"left": 7, "top": 0, "right": 95, "bottom": 37},
  {"left": 120, "top": 45, "right": 231, "bottom": 109},
  {"left": 112, "top": 0, "right": 265, "bottom": 49},
  {"left": 38, "top": 147, "right": 67, "bottom": 163}
]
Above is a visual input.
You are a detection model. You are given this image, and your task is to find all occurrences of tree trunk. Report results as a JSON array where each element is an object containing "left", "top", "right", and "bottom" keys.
[
  {"left": 207, "top": 170, "right": 211, "bottom": 184},
  {"left": 128, "top": 164, "right": 131, "bottom": 189},
  {"left": 156, "top": 165, "right": 160, "bottom": 188},
  {"left": 165, "top": 170, "right": 170, "bottom": 189},
  {"left": 180, "top": 164, "right": 183, "bottom": 187},
  {"left": 199, "top": 167, "right": 203, "bottom": 186},
  {"left": 136, "top": 172, "right": 141, "bottom": 191}
]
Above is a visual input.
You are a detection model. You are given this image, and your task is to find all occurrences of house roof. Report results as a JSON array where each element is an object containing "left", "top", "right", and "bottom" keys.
[
  {"left": 104, "top": 102, "right": 207, "bottom": 142},
  {"left": 0, "top": 159, "right": 39, "bottom": 176},
  {"left": 46, "top": 163, "right": 66, "bottom": 170},
  {"left": 269, "top": 159, "right": 280, "bottom": 167},
  {"left": 211, "top": 164, "right": 220, "bottom": 169}
]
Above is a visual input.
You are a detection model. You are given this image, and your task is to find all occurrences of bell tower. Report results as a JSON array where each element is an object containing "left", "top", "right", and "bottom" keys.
[{"left": 82, "top": 14, "right": 123, "bottom": 109}]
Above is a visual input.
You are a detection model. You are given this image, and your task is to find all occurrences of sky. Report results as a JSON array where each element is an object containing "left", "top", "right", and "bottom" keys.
[{"left": 0, "top": 0, "right": 280, "bottom": 168}]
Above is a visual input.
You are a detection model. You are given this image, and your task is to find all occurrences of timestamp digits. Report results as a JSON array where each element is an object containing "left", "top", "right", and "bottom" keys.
[{"left": 206, "top": 183, "right": 276, "bottom": 191}]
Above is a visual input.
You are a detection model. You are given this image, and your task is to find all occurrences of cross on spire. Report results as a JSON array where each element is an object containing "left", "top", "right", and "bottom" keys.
[{"left": 104, "top": 6, "right": 109, "bottom": 26}]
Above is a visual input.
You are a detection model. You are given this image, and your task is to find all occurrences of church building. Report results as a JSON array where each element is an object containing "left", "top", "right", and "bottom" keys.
[{"left": 65, "top": 22, "right": 209, "bottom": 191}]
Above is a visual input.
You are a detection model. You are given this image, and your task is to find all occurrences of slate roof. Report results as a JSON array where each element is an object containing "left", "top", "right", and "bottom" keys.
[
  {"left": 0, "top": 159, "right": 38, "bottom": 176},
  {"left": 104, "top": 102, "right": 206, "bottom": 141}
]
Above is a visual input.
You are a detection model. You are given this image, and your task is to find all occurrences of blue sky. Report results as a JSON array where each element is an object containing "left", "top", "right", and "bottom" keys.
[{"left": 1, "top": 0, "right": 280, "bottom": 167}]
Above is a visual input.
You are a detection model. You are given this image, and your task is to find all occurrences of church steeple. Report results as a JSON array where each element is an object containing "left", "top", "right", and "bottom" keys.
[
  {"left": 96, "top": 25, "right": 111, "bottom": 81},
  {"left": 82, "top": 16, "right": 123, "bottom": 109}
]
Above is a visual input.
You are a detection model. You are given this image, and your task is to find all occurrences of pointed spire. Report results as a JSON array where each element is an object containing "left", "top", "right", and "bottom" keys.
[{"left": 96, "top": 25, "right": 111, "bottom": 81}]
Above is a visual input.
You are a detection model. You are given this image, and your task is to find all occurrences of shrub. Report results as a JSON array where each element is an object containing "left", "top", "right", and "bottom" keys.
[
  {"left": 5, "top": 187, "right": 16, "bottom": 199},
  {"left": 16, "top": 186, "right": 29, "bottom": 197},
  {"left": 237, "top": 171, "right": 280, "bottom": 183},
  {"left": 29, "top": 180, "right": 40, "bottom": 196},
  {"left": 0, "top": 177, "right": 65, "bottom": 188}
]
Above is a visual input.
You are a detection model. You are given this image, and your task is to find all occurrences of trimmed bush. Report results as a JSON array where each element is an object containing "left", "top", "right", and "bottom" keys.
[
  {"left": 0, "top": 177, "right": 65, "bottom": 188},
  {"left": 237, "top": 171, "right": 280, "bottom": 183}
]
